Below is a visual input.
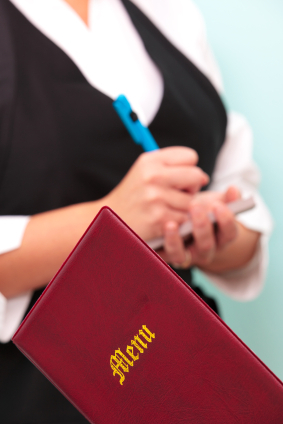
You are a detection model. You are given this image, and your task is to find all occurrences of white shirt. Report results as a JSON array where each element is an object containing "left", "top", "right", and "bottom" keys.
[{"left": 0, "top": 0, "right": 273, "bottom": 342}]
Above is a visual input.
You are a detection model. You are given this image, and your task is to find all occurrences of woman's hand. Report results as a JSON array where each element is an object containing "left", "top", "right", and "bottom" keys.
[
  {"left": 104, "top": 146, "right": 209, "bottom": 241},
  {"left": 187, "top": 186, "right": 240, "bottom": 268},
  {"left": 0, "top": 146, "right": 208, "bottom": 298},
  {"left": 158, "top": 186, "right": 259, "bottom": 272}
]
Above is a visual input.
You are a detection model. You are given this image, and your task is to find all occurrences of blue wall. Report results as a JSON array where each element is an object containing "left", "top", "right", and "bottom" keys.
[{"left": 193, "top": 0, "right": 283, "bottom": 380}]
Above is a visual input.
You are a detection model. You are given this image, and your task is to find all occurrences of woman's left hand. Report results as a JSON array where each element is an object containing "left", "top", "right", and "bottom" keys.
[{"left": 158, "top": 186, "right": 241, "bottom": 270}]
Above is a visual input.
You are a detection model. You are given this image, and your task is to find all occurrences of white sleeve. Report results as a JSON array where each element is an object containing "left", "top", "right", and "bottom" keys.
[
  {"left": 0, "top": 291, "right": 33, "bottom": 343},
  {"left": 202, "top": 112, "right": 273, "bottom": 300},
  {"left": 0, "top": 216, "right": 30, "bottom": 254},
  {"left": 135, "top": 1, "right": 273, "bottom": 300},
  {"left": 0, "top": 216, "right": 33, "bottom": 343}
]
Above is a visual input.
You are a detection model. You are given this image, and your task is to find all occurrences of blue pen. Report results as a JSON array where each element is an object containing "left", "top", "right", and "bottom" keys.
[{"left": 113, "top": 95, "right": 159, "bottom": 152}]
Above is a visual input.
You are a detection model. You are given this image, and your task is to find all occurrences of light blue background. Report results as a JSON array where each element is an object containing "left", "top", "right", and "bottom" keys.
[{"left": 193, "top": 0, "right": 283, "bottom": 380}]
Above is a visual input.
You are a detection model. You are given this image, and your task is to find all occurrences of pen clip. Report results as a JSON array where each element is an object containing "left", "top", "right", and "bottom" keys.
[{"left": 113, "top": 95, "right": 159, "bottom": 152}]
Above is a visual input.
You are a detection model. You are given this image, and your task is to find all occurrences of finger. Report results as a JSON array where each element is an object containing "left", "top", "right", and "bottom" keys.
[
  {"left": 213, "top": 201, "right": 238, "bottom": 248},
  {"left": 149, "top": 146, "right": 199, "bottom": 166},
  {"left": 145, "top": 206, "right": 190, "bottom": 238},
  {"left": 160, "top": 222, "right": 192, "bottom": 269},
  {"left": 160, "top": 209, "right": 190, "bottom": 227},
  {"left": 190, "top": 204, "right": 216, "bottom": 264},
  {"left": 190, "top": 190, "right": 224, "bottom": 207},
  {"left": 224, "top": 186, "right": 241, "bottom": 203},
  {"left": 162, "top": 188, "right": 193, "bottom": 211},
  {"left": 158, "top": 166, "right": 209, "bottom": 193}
]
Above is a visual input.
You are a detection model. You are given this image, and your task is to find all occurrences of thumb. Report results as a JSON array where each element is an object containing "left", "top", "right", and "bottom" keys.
[{"left": 224, "top": 186, "right": 241, "bottom": 203}]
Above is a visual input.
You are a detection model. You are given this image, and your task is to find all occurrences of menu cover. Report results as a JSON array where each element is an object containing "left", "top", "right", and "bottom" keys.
[{"left": 13, "top": 207, "right": 283, "bottom": 423}]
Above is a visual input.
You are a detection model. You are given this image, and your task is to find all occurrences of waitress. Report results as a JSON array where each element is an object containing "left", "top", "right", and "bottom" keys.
[{"left": 0, "top": 0, "right": 272, "bottom": 422}]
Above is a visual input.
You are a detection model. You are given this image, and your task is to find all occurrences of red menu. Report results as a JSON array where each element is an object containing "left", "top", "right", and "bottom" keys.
[{"left": 13, "top": 207, "right": 283, "bottom": 423}]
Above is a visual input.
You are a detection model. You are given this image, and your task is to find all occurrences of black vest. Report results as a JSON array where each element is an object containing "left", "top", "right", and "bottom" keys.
[{"left": 0, "top": 1, "right": 227, "bottom": 422}]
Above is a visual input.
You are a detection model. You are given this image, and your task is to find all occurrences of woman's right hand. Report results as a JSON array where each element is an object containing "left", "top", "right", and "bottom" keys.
[
  {"left": 0, "top": 146, "right": 208, "bottom": 297},
  {"left": 104, "top": 146, "right": 209, "bottom": 241}
]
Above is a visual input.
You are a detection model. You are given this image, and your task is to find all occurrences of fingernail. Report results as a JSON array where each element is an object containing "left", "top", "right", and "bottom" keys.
[
  {"left": 202, "top": 173, "right": 210, "bottom": 185},
  {"left": 165, "top": 221, "right": 178, "bottom": 234}
]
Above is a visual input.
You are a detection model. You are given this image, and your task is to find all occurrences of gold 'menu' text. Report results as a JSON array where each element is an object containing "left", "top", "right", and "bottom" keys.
[{"left": 110, "top": 325, "right": 155, "bottom": 385}]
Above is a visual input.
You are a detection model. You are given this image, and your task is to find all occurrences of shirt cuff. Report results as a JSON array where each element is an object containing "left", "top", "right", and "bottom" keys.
[
  {"left": 0, "top": 216, "right": 30, "bottom": 254},
  {"left": 202, "top": 234, "right": 269, "bottom": 301},
  {"left": 0, "top": 216, "right": 31, "bottom": 342},
  {"left": 0, "top": 291, "right": 33, "bottom": 343}
]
